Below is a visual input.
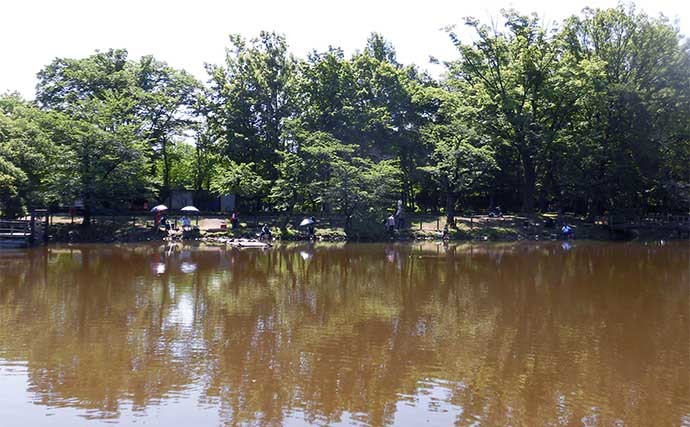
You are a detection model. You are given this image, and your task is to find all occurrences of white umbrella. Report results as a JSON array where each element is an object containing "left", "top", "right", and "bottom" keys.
[
  {"left": 180, "top": 261, "right": 197, "bottom": 274},
  {"left": 181, "top": 206, "right": 200, "bottom": 213},
  {"left": 151, "top": 204, "right": 168, "bottom": 213},
  {"left": 299, "top": 217, "right": 314, "bottom": 227}
]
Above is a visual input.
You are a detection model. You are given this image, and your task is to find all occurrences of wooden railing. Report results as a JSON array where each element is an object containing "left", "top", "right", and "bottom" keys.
[
  {"left": 607, "top": 214, "right": 690, "bottom": 230},
  {"left": 0, "top": 220, "right": 32, "bottom": 240}
]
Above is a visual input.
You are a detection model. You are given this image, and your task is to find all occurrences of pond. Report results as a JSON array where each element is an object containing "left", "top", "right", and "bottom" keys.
[{"left": 0, "top": 241, "right": 687, "bottom": 426}]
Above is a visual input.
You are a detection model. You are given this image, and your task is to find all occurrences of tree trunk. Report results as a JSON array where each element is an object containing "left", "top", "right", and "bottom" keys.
[
  {"left": 81, "top": 189, "right": 94, "bottom": 227},
  {"left": 161, "top": 140, "right": 171, "bottom": 203},
  {"left": 520, "top": 156, "right": 536, "bottom": 213},
  {"left": 446, "top": 193, "right": 457, "bottom": 227},
  {"left": 344, "top": 214, "right": 352, "bottom": 235},
  {"left": 280, "top": 204, "right": 293, "bottom": 232},
  {"left": 82, "top": 205, "right": 91, "bottom": 227}
]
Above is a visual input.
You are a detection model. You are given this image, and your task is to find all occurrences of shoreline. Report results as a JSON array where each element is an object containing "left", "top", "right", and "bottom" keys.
[{"left": 41, "top": 219, "right": 688, "bottom": 245}]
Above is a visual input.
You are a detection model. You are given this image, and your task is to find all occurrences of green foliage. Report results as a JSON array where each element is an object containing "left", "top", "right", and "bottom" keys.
[
  {"left": 326, "top": 156, "right": 402, "bottom": 233},
  {"left": 298, "top": 39, "right": 430, "bottom": 206},
  {"left": 0, "top": 156, "right": 28, "bottom": 217},
  {"left": 3, "top": 4, "right": 688, "bottom": 232},
  {"left": 51, "top": 100, "right": 149, "bottom": 211},
  {"left": 0, "top": 94, "right": 61, "bottom": 215},
  {"left": 418, "top": 88, "right": 498, "bottom": 219},
  {"left": 134, "top": 56, "right": 202, "bottom": 199},
  {"left": 211, "top": 160, "right": 270, "bottom": 199},
  {"left": 443, "top": 6, "right": 690, "bottom": 214},
  {"left": 269, "top": 151, "right": 308, "bottom": 213},
  {"left": 31, "top": 50, "right": 204, "bottom": 222},
  {"left": 558, "top": 5, "right": 690, "bottom": 213},
  {"left": 446, "top": 10, "right": 572, "bottom": 212},
  {"left": 160, "top": 142, "right": 197, "bottom": 190},
  {"left": 205, "top": 32, "right": 297, "bottom": 186}
]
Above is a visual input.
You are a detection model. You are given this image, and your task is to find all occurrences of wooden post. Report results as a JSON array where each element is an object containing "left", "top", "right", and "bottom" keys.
[
  {"left": 44, "top": 212, "right": 49, "bottom": 242},
  {"left": 29, "top": 212, "right": 35, "bottom": 245}
]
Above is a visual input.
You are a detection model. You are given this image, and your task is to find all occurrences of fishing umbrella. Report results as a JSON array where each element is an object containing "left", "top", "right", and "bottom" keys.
[
  {"left": 299, "top": 217, "right": 314, "bottom": 227},
  {"left": 181, "top": 205, "right": 200, "bottom": 226},
  {"left": 150, "top": 204, "right": 168, "bottom": 213}
]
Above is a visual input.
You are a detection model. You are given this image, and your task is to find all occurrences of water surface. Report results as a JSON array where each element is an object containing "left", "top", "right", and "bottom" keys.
[{"left": 0, "top": 241, "right": 688, "bottom": 426}]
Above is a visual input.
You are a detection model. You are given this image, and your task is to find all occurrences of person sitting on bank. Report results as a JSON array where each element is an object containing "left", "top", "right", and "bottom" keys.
[
  {"left": 488, "top": 206, "right": 503, "bottom": 218},
  {"left": 442, "top": 224, "right": 450, "bottom": 240},
  {"left": 181, "top": 216, "right": 192, "bottom": 232},
  {"left": 159, "top": 215, "right": 171, "bottom": 232},
  {"left": 561, "top": 224, "right": 574, "bottom": 239},
  {"left": 259, "top": 223, "right": 272, "bottom": 241}
]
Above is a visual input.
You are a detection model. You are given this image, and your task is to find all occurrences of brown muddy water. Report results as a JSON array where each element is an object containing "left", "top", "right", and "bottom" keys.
[{"left": 0, "top": 241, "right": 687, "bottom": 427}]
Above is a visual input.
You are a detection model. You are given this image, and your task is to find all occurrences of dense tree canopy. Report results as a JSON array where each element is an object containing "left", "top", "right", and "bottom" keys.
[{"left": 1, "top": 4, "right": 688, "bottom": 228}]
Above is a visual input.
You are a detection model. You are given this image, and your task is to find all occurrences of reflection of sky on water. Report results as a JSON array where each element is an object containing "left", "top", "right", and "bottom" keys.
[
  {"left": 393, "top": 380, "right": 464, "bottom": 427},
  {"left": 168, "top": 294, "right": 195, "bottom": 330},
  {"left": 1, "top": 363, "right": 466, "bottom": 427},
  {"left": 0, "top": 365, "right": 220, "bottom": 427}
]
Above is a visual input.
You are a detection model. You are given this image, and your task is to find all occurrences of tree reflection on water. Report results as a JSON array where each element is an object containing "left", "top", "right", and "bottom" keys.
[{"left": 0, "top": 242, "right": 687, "bottom": 426}]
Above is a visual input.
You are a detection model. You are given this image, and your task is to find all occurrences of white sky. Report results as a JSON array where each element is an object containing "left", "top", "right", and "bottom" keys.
[{"left": 2, "top": 0, "right": 688, "bottom": 99}]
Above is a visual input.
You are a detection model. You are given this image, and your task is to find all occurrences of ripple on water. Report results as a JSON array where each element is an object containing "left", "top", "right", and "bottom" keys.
[
  {"left": 0, "top": 360, "right": 28, "bottom": 374},
  {"left": 0, "top": 241, "right": 687, "bottom": 426}
]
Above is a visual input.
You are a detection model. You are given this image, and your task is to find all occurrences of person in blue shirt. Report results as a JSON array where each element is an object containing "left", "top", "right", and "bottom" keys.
[{"left": 561, "top": 224, "right": 573, "bottom": 239}]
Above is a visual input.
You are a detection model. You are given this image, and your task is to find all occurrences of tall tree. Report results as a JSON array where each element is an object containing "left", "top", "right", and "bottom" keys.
[
  {"left": 418, "top": 89, "right": 497, "bottom": 225},
  {"left": 446, "top": 11, "right": 572, "bottom": 212},
  {"left": 299, "top": 35, "right": 430, "bottom": 208},
  {"left": 35, "top": 50, "right": 148, "bottom": 224},
  {"left": 561, "top": 5, "right": 690, "bottom": 213},
  {"left": 205, "top": 32, "right": 297, "bottom": 188},
  {"left": 135, "top": 56, "right": 202, "bottom": 201},
  {"left": 0, "top": 94, "right": 60, "bottom": 216}
]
